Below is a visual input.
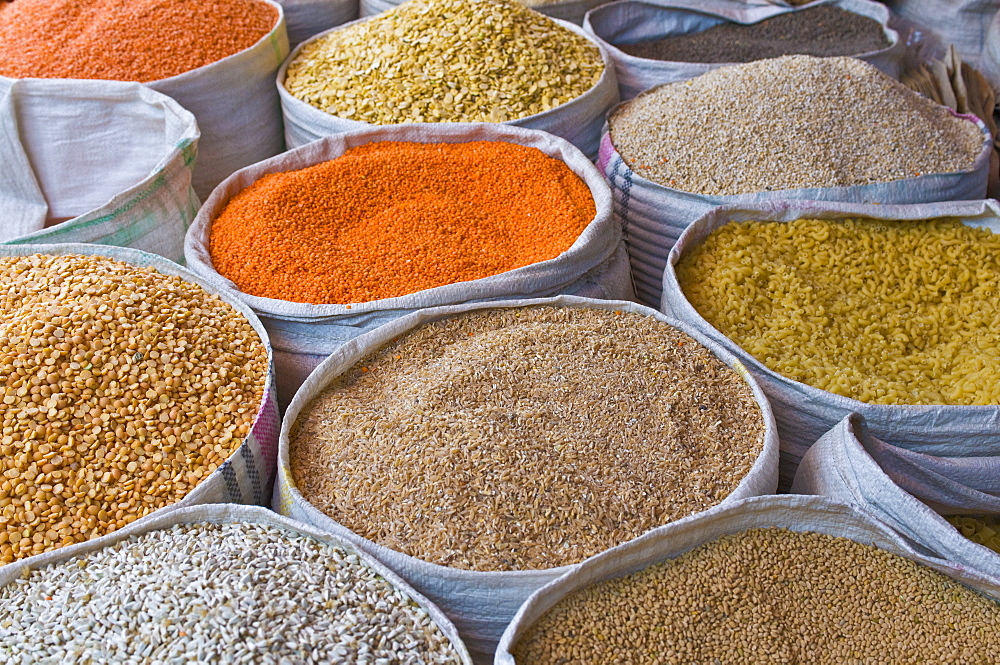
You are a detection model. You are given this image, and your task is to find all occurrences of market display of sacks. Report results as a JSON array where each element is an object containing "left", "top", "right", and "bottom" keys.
[
  {"left": 495, "top": 495, "right": 1000, "bottom": 664},
  {"left": 276, "top": 0, "right": 619, "bottom": 161},
  {"left": 184, "top": 123, "right": 632, "bottom": 409},
  {"left": 660, "top": 198, "right": 1000, "bottom": 490},
  {"left": 272, "top": 295, "right": 779, "bottom": 663},
  {"left": 0, "top": 79, "right": 198, "bottom": 263},
  {"left": 793, "top": 414, "right": 1000, "bottom": 578},
  {"left": 0, "top": 0, "right": 290, "bottom": 201},
  {"left": 601, "top": 54, "right": 992, "bottom": 308},
  {"left": 0, "top": 244, "right": 279, "bottom": 569},
  {"left": 0, "top": 504, "right": 473, "bottom": 664},
  {"left": 583, "top": 0, "right": 904, "bottom": 100}
]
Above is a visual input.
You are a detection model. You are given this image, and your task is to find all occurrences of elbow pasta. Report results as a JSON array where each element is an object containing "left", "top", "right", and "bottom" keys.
[
  {"left": 947, "top": 515, "right": 1000, "bottom": 554},
  {"left": 676, "top": 218, "right": 1000, "bottom": 406}
]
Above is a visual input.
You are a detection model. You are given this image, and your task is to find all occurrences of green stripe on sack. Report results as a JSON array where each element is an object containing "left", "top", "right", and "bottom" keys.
[
  {"left": 270, "top": 30, "right": 284, "bottom": 65},
  {"left": 5, "top": 172, "right": 169, "bottom": 241},
  {"left": 179, "top": 138, "right": 197, "bottom": 168}
]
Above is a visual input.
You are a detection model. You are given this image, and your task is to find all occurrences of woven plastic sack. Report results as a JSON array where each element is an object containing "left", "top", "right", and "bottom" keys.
[
  {"left": 185, "top": 123, "right": 632, "bottom": 408},
  {"left": 981, "top": 10, "right": 1000, "bottom": 94},
  {"left": 0, "top": 244, "right": 281, "bottom": 514},
  {"left": 494, "top": 494, "right": 1000, "bottom": 664},
  {"left": 0, "top": 503, "right": 473, "bottom": 665},
  {"left": 276, "top": 17, "right": 618, "bottom": 161},
  {"left": 275, "top": 0, "right": 358, "bottom": 47},
  {"left": 147, "top": 0, "right": 289, "bottom": 200},
  {"left": 886, "top": 0, "right": 999, "bottom": 69},
  {"left": 792, "top": 414, "right": 1000, "bottom": 578},
  {"left": 660, "top": 198, "right": 1000, "bottom": 488},
  {"left": 272, "top": 294, "right": 780, "bottom": 665},
  {"left": 0, "top": 78, "right": 199, "bottom": 263},
  {"left": 603, "top": 110, "right": 992, "bottom": 307},
  {"left": 583, "top": 0, "right": 904, "bottom": 100}
]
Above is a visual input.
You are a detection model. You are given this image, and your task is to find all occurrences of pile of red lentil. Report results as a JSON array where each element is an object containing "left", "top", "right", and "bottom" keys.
[
  {"left": 209, "top": 141, "right": 596, "bottom": 304},
  {"left": 0, "top": 0, "right": 277, "bottom": 82}
]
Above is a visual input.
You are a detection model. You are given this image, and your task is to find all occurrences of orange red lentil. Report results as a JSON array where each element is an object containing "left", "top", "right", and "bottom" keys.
[
  {"left": 208, "top": 141, "right": 597, "bottom": 304},
  {"left": 0, "top": 0, "right": 277, "bottom": 82}
]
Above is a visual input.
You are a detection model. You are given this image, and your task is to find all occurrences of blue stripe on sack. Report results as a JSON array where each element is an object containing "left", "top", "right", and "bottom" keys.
[
  {"left": 611, "top": 154, "right": 639, "bottom": 301},
  {"left": 241, "top": 442, "right": 263, "bottom": 505},
  {"left": 220, "top": 459, "right": 242, "bottom": 503},
  {"left": 612, "top": 154, "right": 633, "bottom": 247}
]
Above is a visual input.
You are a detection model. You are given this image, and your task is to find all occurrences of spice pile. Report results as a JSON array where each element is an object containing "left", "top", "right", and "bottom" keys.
[
  {"left": 290, "top": 306, "right": 766, "bottom": 571},
  {"left": 618, "top": 6, "right": 889, "bottom": 63},
  {"left": 0, "top": 254, "right": 268, "bottom": 564},
  {"left": 283, "top": 0, "right": 604, "bottom": 124},
  {"left": 209, "top": 141, "right": 596, "bottom": 304},
  {"left": 609, "top": 55, "right": 984, "bottom": 195},
  {"left": 0, "top": 521, "right": 465, "bottom": 664},
  {"left": 0, "top": 0, "right": 277, "bottom": 82},
  {"left": 948, "top": 515, "right": 1000, "bottom": 553},
  {"left": 675, "top": 217, "right": 1000, "bottom": 405},
  {"left": 512, "top": 528, "right": 1000, "bottom": 663}
]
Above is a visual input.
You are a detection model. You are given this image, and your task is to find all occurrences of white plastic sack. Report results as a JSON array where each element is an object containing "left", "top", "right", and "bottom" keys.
[
  {"left": 602, "top": 112, "right": 992, "bottom": 307},
  {"left": 583, "top": 0, "right": 904, "bottom": 100},
  {"left": 887, "top": 0, "right": 999, "bottom": 69},
  {"left": 0, "top": 244, "right": 281, "bottom": 512},
  {"left": 494, "top": 494, "right": 1000, "bottom": 664},
  {"left": 792, "top": 414, "right": 1000, "bottom": 578},
  {"left": 275, "top": 0, "right": 358, "bottom": 48},
  {"left": 277, "top": 18, "right": 618, "bottom": 160},
  {"left": 273, "top": 295, "right": 779, "bottom": 665},
  {"left": 0, "top": 503, "right": 473, "bottom": 665},
  {"left": 148, "top": 0, "right": 289, "bottom": 200},
  {"left": 526, "top": 0, "right": 608, "bottom": 25},
  {"left": 659, "top": 198, "right": 1000, "bottom": 488},
  {"left": 981, "top": 10, "right": 1000, "bottom": 94},
  {"left": 185, "top": 123, "right": 632, "bottom": 408},
  {"left": 0, "top": 78, "right": 199, "bottom": 263}
]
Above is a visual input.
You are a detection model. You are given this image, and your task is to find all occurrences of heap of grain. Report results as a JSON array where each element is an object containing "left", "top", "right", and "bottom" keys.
[
  {"left": 511, "top": 527, "right": 1000, "bottom": 663},
  {"left": 675, "top": 217, "right": 1000, "bottom": 406},
  {"left": 289, "top": 305, "right": 767, "bottom": 571},
  {"left": 208, "top": 141, "right": 596, "bottom": 305},
  {"left": 617, "top": 5, "right": 889, "bottom": 63},
  {"left": 0, "top": 254, "right": 268, "bottom": 565},
  {"left": 283, "top": 0, "right": 604, "bottom": 124},
  {"left": 0, "top": 0, "right": 277, "bottom": 82},
  {"left": 0, "top": 520, "right": 465, "bottom": 664},
  {"left": 609, "top": 55, "right": 983, "bottom": 195}
]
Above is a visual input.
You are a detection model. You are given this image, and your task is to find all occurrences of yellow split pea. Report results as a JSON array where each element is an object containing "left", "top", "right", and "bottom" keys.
[{"left": 0, "top": 254, "right": 268, "bottom": 564}]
